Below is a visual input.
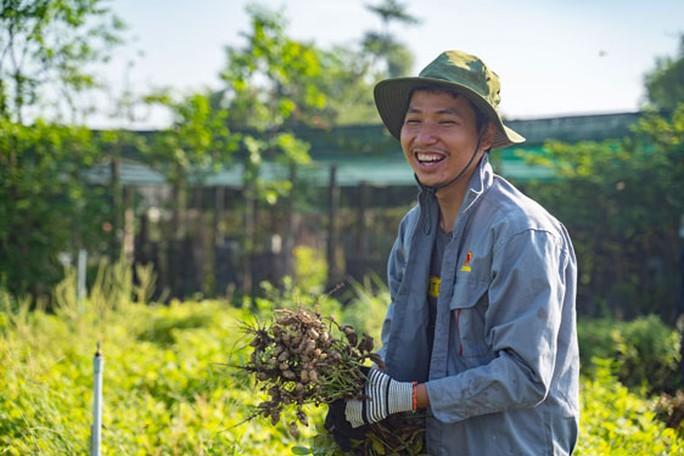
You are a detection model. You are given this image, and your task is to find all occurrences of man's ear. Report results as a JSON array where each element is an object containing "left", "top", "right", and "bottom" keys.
[{"left": 479, "top": 122, "right": 496, "bottom": 152}]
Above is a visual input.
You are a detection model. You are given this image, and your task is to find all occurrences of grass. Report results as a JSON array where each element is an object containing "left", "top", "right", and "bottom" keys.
[{"left": 0, "top": 261, "right": 682, "bottom": 454}]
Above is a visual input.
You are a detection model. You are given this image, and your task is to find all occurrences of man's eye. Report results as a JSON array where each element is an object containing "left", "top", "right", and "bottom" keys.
[
  {"left": 404, "top": 118, "right": 421, "bottom": 124},
  {"left": 439, "top": 120, "right": 457, "bottom": 125}
]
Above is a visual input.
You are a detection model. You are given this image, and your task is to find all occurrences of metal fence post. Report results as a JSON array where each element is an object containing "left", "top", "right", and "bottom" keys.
[{"left": 90, "top": 344, "right": 103, "bottom": 456}]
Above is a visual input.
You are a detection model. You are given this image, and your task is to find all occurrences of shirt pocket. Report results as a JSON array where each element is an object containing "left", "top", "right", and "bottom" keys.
[{"left": 449, "top": 278, "right": 490, "bottom": 359}]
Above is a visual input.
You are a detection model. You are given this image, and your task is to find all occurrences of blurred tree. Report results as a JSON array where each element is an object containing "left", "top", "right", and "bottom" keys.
[
  {"left": 278, "top": 1, "right": 422, "bottom": 127},
  {"left": 312, "top": 46, "right": 379, "bottom": 125},
  {"left": 219, "top": 5, "right": 326, "bottom": 131},
  {"left": 217, "top": 5, "right": 318, "bottom": 299},
  {"left": 522, "top": 118, "right": 682, "bottom": 319},
  {"left": 305, "top": 0, "right": 421, "bottom": 126},
  {"left": 362, "top": 0, "right": 420, "bottom": 78},
  {"left": 367, "top": 0, "right": 420, "bottom": 25},
  {"left": 518, "top": 37, "right": 684, "bottom": 319},
  {"left": 0, "top": 121, "right": 110, "bottom": 297},
  {"left": 645, "top": 35, "right": 684, "bottom": 112},
  {"left": 145, "top": 92, "right": 236, "bottom": 190},
  {"left": 142, "top": 91, "right": 237, "bottom": 297},
  {"left": 642, "top": 35, "right": 684, "bottom": 385},
  {"left": 218, "top": 5, "right": 315, "bottom": 207},
  {"left": 0, "top": 0, "right": 126, "bottom": 299},
  {"left": 0, "top": 0, "right": 126, "bottom": 123}
]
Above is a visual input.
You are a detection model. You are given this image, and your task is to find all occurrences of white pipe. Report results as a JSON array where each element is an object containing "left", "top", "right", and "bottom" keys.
[{"left": 90, "top": 345, "right": 103, "bottom": 456}]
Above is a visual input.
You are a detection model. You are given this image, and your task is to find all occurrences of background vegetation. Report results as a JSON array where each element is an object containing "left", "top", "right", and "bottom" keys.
[{"left": 2, "top": 263, "right": 684, "bottom": 454}]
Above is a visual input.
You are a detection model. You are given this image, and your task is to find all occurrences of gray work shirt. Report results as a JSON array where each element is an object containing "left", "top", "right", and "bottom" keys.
[{"left": 379, "top": 156, "right": 579, "bottom": 455}]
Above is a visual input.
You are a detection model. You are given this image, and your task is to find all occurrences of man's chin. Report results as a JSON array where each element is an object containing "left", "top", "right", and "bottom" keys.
[{"left": 416, "top": 175, "right": 446, "bottom": 188}]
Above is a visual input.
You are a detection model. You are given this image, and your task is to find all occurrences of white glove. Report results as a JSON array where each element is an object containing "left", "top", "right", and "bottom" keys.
[{"left": 344, "top": 367, "right": 414, "bottom": 428}]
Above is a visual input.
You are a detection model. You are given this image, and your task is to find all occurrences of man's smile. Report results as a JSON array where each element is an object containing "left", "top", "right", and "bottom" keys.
[{"left": 415, "top": 151, "right": 447, "bottom": 166}]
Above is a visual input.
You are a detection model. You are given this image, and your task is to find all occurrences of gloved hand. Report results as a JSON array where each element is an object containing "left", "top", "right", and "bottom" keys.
[
  {"left": 344, "top": 367, "right": 414, "bottom": 428},
  {"left": 324, "top": 399, "right": 368, "bottom": 452}
]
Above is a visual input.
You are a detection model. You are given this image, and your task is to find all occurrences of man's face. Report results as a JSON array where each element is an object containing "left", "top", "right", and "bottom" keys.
[{"left": 400, "top": 90, "right": 490, "bottom": 188}]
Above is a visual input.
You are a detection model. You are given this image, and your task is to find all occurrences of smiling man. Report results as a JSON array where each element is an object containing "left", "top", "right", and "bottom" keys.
[{"left": 329, "top": 50, "right": 580, "bottom": 455}]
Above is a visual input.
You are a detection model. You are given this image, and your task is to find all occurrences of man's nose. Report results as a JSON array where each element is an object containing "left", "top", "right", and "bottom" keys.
[{"left": 414, "top": 124, "right": 439, "bottom": 145}]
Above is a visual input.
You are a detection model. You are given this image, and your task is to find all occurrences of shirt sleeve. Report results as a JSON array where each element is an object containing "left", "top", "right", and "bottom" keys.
[{"left": 425, "top": 228, "right": 571, "bottom": 423}]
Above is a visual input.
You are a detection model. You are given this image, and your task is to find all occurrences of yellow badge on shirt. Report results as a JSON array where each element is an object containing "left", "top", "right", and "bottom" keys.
[{"left": 429, "top": 275, "right": 441, "bottom": 298}]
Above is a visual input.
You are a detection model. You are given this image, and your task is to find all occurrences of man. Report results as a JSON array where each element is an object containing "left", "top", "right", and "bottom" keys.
[{"left": 331, "top": 50, "right": 579, "bottom": 455}]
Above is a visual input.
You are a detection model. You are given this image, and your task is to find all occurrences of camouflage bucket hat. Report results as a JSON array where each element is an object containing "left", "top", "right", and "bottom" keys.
[{"left": 374, "top": 50, "right": 525, "bottom": 149}]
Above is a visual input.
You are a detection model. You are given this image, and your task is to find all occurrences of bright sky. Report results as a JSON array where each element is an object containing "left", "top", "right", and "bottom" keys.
[{"left": 97, "top": 0, "right": 683, "bottom": 129}]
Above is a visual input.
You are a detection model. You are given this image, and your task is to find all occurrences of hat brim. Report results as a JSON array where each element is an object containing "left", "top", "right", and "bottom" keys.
[{"left": 374, "top": 77, "right": 525, "bottom": 150}]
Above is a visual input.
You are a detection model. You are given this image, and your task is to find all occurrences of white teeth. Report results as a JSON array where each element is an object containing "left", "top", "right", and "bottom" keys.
[{"left": 416, "top": 153, "right": 444, "bottom": 163}]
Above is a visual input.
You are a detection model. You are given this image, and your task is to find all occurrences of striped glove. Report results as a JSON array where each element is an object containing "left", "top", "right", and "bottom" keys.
[{"left": 344, "top": 367, "right": 414, "bottom": 428}]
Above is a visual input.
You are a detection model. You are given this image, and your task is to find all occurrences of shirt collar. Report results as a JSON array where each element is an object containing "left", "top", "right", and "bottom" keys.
[{"left": 462, "top": 154, "right": 494, "bottom": 212}]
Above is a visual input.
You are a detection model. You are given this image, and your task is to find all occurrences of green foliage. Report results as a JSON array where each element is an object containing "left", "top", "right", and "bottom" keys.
[
  {"left": 2, "top": 270, "right": 683, "bottom": 453},
  {"left": 136, "top": 305, "right": 212, "bottom": 346},
  {"left": 361, "top": 31, "right": 415, "bottom": 79},
  {"left": 618, "top": 316, "right": 681, "bottom": 391},
  {"left": 366, "top": 0, "right": 420, "bottom": 26},
  {"left": 0, "top": 2, "right": 419, "bottom": 300},
  {"left": 340, "top": 276, "right": 391, "bottom": 345},
  {"left": 520, "top": 40, "right": 684, "bottom": 318},
  {"left": 145, "top": 92, "right": 237, "bottom": 183},
  {"left": 0, "top": 265, "right": 324, "bottom": 454},
  {"left": 293, "top": 246, "right": 328, "bottom": 294},
  {"left": 313, "top": 47, "right": 380, "bottom": 125},
  {"left": 578, "top": 316, "right": 680, "bottom": 393},
  {"left": 0, "top": 120, "right": 112, "bottom": 297},
  {"left": 257, "top": 277, "right": 343, "bottom": 322},
  {"left": 362, "top": 0, "right": 420, "bottom": 78},
  {"left": 215, "top": 5, "right": 322, "bottom": 214},
  {"left": 240, "top": 131, "right": 311, "bottom": 206},
  {"left": 0, "top": 0, "right": 136, "bottom": 298},
  {"left": 645, "top": 35, "right": 684, "bottom": 111},
  {"left": 576, "top": 358, "right": 684, "bottom": 455},
  {"left": 140, "top": 91, "right": 239, "bottom": 297},
  {"left": 0, "top": 0, "right": 126, "bottom": 122},
  {"left": 220, "top": 5, "right": 326, "bottom": 132},
  {"left": 519, "top": 104, "right": 683, "bottom": 317}
]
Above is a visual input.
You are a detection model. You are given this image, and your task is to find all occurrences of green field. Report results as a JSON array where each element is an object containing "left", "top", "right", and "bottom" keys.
[{"left": 1, "top": 273, "right": 683, "bottom": 455}]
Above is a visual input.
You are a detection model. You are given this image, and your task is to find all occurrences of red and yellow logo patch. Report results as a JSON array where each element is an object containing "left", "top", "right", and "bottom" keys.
[{"left": 460, "top": 250, "right": 473, "bottom": 272}]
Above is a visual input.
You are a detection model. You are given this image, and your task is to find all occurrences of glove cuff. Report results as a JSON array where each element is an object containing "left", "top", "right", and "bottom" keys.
[
  {"left": 388, "top": 379, "right": 414, "bottom": 415},
  {"left": 345, "top": 398, "right": 364, "bottom": 428}
]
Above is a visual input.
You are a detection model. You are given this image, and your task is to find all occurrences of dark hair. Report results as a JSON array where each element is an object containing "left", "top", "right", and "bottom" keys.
[{"left": 407, "top": 86, "right": 490, "bottom": 134}]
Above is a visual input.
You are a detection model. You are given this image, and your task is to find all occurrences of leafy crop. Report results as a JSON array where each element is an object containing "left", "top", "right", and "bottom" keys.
[
  {"left": 575, "top": 359, "right": 684, "bottom": 455},
  {"left": 578, "top": 315, "right": 680, "bottom": 393},
  {"left": 1, "top": 269, "right": 683, "bottom": 454}
]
